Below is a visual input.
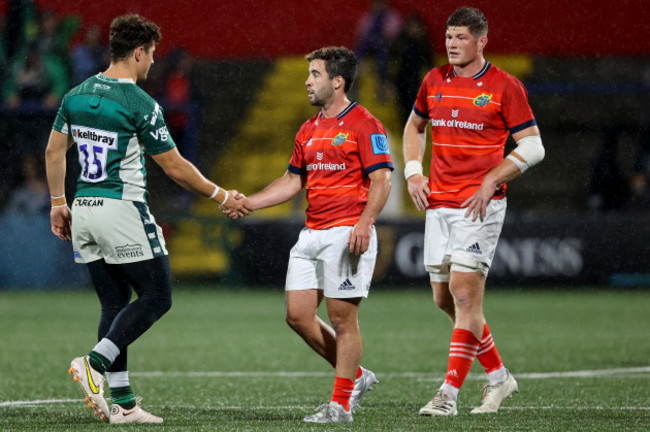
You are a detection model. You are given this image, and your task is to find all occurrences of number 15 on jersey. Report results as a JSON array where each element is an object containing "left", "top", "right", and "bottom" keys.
[{"left": 72, "top": 125, "right": 118, "bottom": 183}]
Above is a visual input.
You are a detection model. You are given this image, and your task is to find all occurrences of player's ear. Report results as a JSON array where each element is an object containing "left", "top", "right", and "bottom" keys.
[
  {"left": 478, "top": 35, "right": 488, "bottom": 51},
  {"left": 332, "top": 75, "right": 344, "bottom": 91}
]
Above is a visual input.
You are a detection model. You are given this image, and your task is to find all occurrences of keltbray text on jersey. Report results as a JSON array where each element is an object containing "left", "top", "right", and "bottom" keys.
[{"left": 72, "top": 125, "right": 118, "bottom": 184}]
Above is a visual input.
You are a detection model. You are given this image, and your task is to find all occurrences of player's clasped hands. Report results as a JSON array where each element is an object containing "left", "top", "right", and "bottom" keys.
[
  {"left": 220, "top": 190, "right": 254, "bottom": 219},
  {"left": 220, "top": 191, "right": 253, "bottom": 219}
]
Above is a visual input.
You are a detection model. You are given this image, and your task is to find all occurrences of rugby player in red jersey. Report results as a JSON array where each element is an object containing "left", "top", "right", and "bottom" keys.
[
  {"left": 402, "top": 7, "right": 544, "bottom": 416},
  {"left": 230, "top": 46, "right": 392, "bottom": 423}
]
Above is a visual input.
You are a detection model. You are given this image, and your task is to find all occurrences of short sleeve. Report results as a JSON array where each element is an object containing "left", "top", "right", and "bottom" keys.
[
  {"left": 358, "top": 118, "right": 394, "bottom": 175},
  {"left": 287, "top": 128, "right": 306, "bottom": 175},
  {"left": 413, "top": 76, "right": 430, "bottom": 119},
  {"left": 135, "top": 98, "right": 176, "bottom": 155},
  {"left": 501, "top": 76, "right": 536, "bottom": 134},
  {"left": 52, "top": 95, "right": 69, "bottom": 134}
]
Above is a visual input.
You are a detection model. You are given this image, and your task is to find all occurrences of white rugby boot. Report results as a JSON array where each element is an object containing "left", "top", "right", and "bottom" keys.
[
  {"left": 349, "top": 367, "right": 379, "bottom": 413},
  {"left": 68, "top": 356, "right": 109, "bottom": 421},
  {"left": 110, "top": 399, "right": 163, "bottom": 424},
  {"left": 419, "top": 390, "right": 458, "bottom": 416},
  {"left": 303, "top": 401, "right": 353, "bottom": 423},
  {"left": 471, "top": 371, "right": 519, "bottom": 414}
]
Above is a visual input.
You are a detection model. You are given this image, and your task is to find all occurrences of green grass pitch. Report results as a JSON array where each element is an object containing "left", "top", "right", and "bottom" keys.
[{"left": 0, "top": 287, "right": 649, "bottom": 431}]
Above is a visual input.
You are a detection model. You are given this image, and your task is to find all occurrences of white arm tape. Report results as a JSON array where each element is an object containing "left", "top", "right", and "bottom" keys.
[
  {"left": 404, "top": 160, "right": 424, "bottom": 180},
  {"left": 508, "top": 135, "right": 545, "bottom": 173}
]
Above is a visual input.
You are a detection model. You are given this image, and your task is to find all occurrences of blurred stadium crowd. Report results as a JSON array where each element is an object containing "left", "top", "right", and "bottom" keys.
[
  {"left": 0, "top": 0, "right": 199, "bottom": 214},
  {"left": 1, "top": 0, "right": 650, "bottom": 287}
]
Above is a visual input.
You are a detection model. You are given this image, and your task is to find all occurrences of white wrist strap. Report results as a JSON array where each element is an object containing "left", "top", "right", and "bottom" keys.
[
  {"left": 50, "top": 194, "right": 66, "bottom": 199},
  {"left": 208, "top": 186, "right": 220, "bottom": 200},
  {"left": 219, "top": 190, "right": 229, "bottom": 206},
  {"left": 51, "top": 204, "right": 68, "bottom": 208},
  {"left": 404, "top": 160, "right": 424, "bottom": 180}
]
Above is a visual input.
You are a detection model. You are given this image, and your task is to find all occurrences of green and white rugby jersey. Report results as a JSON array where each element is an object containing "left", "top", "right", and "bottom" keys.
[{"left": 53, "top": 73, "right": 176, "bottom": 202}]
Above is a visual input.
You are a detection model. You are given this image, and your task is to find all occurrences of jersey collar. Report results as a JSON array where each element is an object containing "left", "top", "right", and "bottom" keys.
[
  {"left": 318, "top": 101, "right": 358, "bottom": 121},
  {"left": 451, "top": 61, "right": 491, "bottom": 80},
  {"left": 97, "top": 73, "right": 135, "bottom": 84}
]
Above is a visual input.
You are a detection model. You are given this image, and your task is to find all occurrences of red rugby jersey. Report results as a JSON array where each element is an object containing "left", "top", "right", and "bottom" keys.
[
  {"left": 288, "top": 102, "right": 394, "bottom": 229},
  {"left": 413, "top": 62, "right": 537, "bottom": 209}
]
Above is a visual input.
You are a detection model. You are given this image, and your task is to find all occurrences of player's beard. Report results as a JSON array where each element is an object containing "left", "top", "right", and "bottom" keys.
[{"left": 309, "top": 85, "right": 334, "bottom": 107}]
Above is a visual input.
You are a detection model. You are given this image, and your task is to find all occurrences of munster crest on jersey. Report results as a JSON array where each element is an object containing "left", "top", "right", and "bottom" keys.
[
  {"left": 332, "top": 132, "right": 349, "bottom": 146},
  {"left": 473, "top": 93, "right": 493, "bottom": 107}
]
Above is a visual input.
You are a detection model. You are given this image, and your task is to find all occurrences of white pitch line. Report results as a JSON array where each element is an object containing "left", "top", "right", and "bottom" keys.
[
  {"left": 500, "top": 406, "right": 650, "bottom": 411},
  {"left": 0, "top": 398, "right": 79, "bottom": 407},
  {"left": 130, "top": 366, "right": 650, "bottom": 379},
  {"left": 1, "top": 366, "right": 648, "bottom": 409},
  {"left": 2, "top": 401, "right": 649, "bottom": 411}
]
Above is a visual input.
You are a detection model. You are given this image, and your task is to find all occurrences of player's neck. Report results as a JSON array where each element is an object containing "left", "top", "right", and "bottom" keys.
[
  {"left": 320, "top": 96, "right": 352, "bottom": 119},
  {"left": 453, "top": 56, "right": 486, "bottom": 78},
  {"left": 103, "top": 62, "right": 138, "bottom": 83}
]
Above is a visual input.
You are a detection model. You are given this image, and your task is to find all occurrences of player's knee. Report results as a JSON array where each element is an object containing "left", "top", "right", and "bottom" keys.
[
  {"left": 146, "top": 294, "right": 172, "bottom": 319},
  {"left": 433, "top": 291, "right": 454, "bottom": 315},
  {"left": 285, "top": 310, "right": 309, "bottom": 333},
  {"left": 159, "top": 295, "right": 172, "bottom": 316}
]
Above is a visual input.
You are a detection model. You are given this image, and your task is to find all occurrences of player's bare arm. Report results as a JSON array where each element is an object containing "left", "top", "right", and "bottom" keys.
[
  {"left": 349, "top": 168, "right": 391, "bottom": 255},
  {"left": 403, "top": 111, "right": 430, "bottom": 211},
  {"left": 151, "top": 147, "right": 252, "bottom": 216},
  {"left": 246, "top": 171, "right": 306, "bottom": 211},
  {"left": 462, "top": 125, "right": 544, "bottom": 221},
  {"left": 45, "top": 129, "right": 74, "bottom": 241}
]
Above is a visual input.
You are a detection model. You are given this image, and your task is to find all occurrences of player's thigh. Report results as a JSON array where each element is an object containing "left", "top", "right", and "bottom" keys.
[
  {"left": 321, "top": 226, "right": 377, "bottom": 299},
  {"left": 72, "top": 198, "right": 168, "bottom": 264},
  {"left": 285, "top": 289, "right": 323, "bottom": 322},
  {"left": 325, "top": 296, "right": 361, "bottom": 323}
]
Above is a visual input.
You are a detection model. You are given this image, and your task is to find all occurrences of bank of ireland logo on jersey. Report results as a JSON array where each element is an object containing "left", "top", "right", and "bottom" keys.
[
  {"left": 316, "top": 152, "right": 324, "bottom": 161},
  {"left": 473, "top": 93, "right": 493, "bottom": 107},
  {"left": 451, "top": 109, "right": 459, "bottom": 118},
  {"left": 371, "top": 133, "right": 390, "bottom": 155},
  {"left": 332, "top": 132, "right": 348, "bottom": 146}
]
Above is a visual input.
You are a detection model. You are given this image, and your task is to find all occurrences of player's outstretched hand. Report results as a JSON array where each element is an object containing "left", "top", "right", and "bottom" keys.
[
  {"left": 220, "top": 190, "right": 253, "bottom": 219},
  {"left": 51, "top": 205, "right": 72, "bottom": 241},
  {"left": 406, "top": 174, "right": 430, "bottom": 211}
]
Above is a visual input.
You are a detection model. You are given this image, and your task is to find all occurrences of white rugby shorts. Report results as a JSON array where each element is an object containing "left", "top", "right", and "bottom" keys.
[
  {"left": 285, "top": 226, "right": 377, "bottom": 298},
  {"left": 424, "top": 198, "right": 506, "bottom": 282},
  {"left": 71, "top": 197, "right": 168, "bottom": 264}
]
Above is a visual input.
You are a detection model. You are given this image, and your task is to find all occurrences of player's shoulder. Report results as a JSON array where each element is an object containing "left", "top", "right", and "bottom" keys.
[
  {"left": 486, "top": 63, "right": 526, "bottom": 88},
  {"left": 350, "top": 103, "right": 384, "bottom": 126},
  {"left": 297, "top": 111, "right": 321, "bottom": 133},
  {"left": 422, "top": 64, "right": 453, "bottom": 84}
]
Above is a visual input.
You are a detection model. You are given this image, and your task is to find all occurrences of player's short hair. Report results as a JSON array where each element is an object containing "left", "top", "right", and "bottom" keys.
[
  {"left": 447, "top": 6, "right": 488, "bottom": 38},
  {"left": 305, "top": 46, "right": 358, "bottom": 93},
  {"left": 109, "top": 14, "right": 162, "bottom": 62}
]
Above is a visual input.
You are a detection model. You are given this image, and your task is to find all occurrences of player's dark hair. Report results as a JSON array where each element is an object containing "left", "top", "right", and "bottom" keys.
[
  {"left": 109, "top": 14, "right": 162, "bottom": 62},
  {"left": 305, "top": 46, "right": 358, "bottom": 93},
  {"left": 447, "top": 6, "right": 488, "bottom": 37}
]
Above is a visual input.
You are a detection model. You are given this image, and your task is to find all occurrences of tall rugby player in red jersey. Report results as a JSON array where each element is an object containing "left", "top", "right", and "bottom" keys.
[
  {"left": 403, "top": 7, "right": 544, "bottom": 416},
  {"left": 231, "top": 46, "right": 393, "bottom": 423}
]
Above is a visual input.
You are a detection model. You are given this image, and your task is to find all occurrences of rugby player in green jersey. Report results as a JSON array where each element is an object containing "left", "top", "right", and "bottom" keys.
[{"left": 45, "top": 14, "right": 252, "bottom": 424}]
